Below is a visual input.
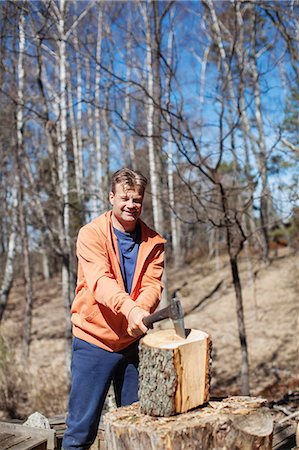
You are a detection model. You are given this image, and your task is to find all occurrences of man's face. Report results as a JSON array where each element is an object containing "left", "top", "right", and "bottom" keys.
[{"left": 109, "top": 183, "right": 144, "bottom": 232}]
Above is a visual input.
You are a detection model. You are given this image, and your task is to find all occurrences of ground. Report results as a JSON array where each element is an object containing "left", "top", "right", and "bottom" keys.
[{"left": 0, "top": 247, "right": 298, "bottom": 421}]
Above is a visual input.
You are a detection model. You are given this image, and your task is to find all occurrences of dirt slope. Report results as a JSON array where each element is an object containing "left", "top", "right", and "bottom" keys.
[
  {"left": 166, "top": 248, "right": 298, "bottom": 398},
  {"left": 0, "top": 248, "right": 298, "bottom": 420}
]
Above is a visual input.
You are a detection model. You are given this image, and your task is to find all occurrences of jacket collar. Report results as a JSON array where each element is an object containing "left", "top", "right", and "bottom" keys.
[{"left": 95, "top": 210, "right": 166, "bottom": 246}]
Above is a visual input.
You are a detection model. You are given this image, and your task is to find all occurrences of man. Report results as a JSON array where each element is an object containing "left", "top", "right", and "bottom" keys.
[{"left": 62, "top": 168, "right": 165, "bottom": 450}]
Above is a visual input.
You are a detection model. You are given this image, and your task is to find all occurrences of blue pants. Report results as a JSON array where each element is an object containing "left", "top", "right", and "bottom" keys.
[{"left": 62, "top": 337, "right": 139, "bottom": 450}]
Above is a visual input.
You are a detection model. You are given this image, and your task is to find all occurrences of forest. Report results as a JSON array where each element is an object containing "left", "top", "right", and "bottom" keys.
[{"left": 0, "top": 0, "right": 298, "bottom": 424}]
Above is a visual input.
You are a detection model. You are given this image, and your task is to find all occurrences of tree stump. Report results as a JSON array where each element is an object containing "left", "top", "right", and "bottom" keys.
[
  {"left": 138, "top": 329, "right": 212, "bottom": 416},
  {"left": 104, "top": 397, "right": 273, "bottom": 450}
]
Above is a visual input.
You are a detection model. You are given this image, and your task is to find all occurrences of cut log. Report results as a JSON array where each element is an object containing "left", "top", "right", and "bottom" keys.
[
  {"left": 104, "top": 397, "right": 273, "bottom": 450},
  {"left": 138, "top": 328, "right": 212, "bottom": 416}
]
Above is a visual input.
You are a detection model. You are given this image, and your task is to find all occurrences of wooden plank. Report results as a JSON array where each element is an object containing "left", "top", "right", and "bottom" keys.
[
  {"left": 0, "top": 422, "right": 55, "bottom": 450},
  {"left": 272, "top": 422, "right": 296, "bottom": 450},
  {"left": 0, "top": 432, "right": 31, "bottom": 450},
  {"left": 5, "top": 436, "right": 47, "bottom": 450},
  {"left": 0, "top": 430, "right": 47, "bottom": 450},
  {"left": 0, "top": 432, "right": 13, "bottom": 443}
]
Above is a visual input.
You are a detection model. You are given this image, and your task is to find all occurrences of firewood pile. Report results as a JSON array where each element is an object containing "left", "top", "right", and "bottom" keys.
[{"left": 270, "top": 390, "right": 299, "bottom": 449}]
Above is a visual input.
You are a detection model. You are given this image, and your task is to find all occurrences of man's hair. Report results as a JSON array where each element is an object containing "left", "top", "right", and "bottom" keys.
[{"left": 111, "top": 168, "right": 148, "bottom": 194}]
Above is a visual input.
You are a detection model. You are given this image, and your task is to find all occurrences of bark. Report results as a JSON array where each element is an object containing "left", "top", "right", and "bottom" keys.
[
  {"left": 68, "top": 73, "right": 81, "bottom": 189},
  {"left": 234, "top": 1, "right": 257, "bottom": 247},
  {"left": 104, "top": 397, "right": 273, "bottom": 450},
  {"left": 67, "top": 49, "right": 84, "bottom": 221},
  {"left": 122, "top": 12, "right": 136, "bottom": 169},
  {"left": 18, "top": 160, "right": 33, "bottom": 359},
  {"left": 167, "top": 147, "right": 180, "bottom": 266},
  {"left": 102, "top": 60, "right": 112, "bottom": 211},
  {"left": 229, "top": 255, "right": 250, "bottom": 395},
  {"left": 140, "top": 1, "right": 164, "bottom": 235},
  {"left": 139, "top": 329, "right": 212, "bottom": 417},
  {"left": 165, "top": 11, "right": 180, "bottom": 266},
  {"left": 57, "top": 0, "right": 72, "bottom": 368},
  {"left": 95, "top": 2, "right": 104, "bottom": 214},
  {"left": 16, "top": 10, "right": 33, "bottom": 358},
  {"left": 40, "top": 243, "right": 50, "bottom": 280},
  {"left": 249, "top": 6, "right": 270, "bottom": 262},
  {"left": 74, "top": 33, "right": 84, "bottom": 204},
  {"left": 85, "top": 57, "right": 98, "bottom": 220},
  {"left": 0, "top": 184, "right": 18, "bottom": 321}
]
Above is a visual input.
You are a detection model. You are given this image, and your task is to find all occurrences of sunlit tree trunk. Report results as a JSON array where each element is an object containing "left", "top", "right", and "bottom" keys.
[
  {"left": 0, "top": 183, "right": 18, "bottom": 321},
  {"left": 102, "top": 61, "right": 112, "bottom": 210},
  {"left": 95, "top": 2, "right": 104, "bottom": 213},
  {"left": 57, "top": 0, "right": 72, "bottom": 367},
  {"left": 75, "top": 34, "right": 84, "bottom": 205},
  {"left": 140, "top": 1, "right": 168, "bottom": 308},
  {"left": 16, "top": 10, "right": 33, "bottom": 358},
  {"left": 249, "top": 7, "right": 270, "bottom": 262},
  {"left": 122, "top": 12, "right": 136, "bottom": 169},
  {"left": 140, "top": 1, "right": 164, "bottom": 235},
  {"left": 165, "top": 12, "right": 180, "bottom": 267},
  {"left": 68, "top": 36, "right": 84, "bottom": 221},
  {"left": 85, "top": 57, "right": 97, "bottom": 219}
]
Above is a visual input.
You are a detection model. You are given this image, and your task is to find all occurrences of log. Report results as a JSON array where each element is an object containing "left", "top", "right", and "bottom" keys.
[
  {"left": 104, "top": 397, "right": 273, "bottom": 450},
  {"left": 138, "top": 328, "right": 211, "bottom": 416}
]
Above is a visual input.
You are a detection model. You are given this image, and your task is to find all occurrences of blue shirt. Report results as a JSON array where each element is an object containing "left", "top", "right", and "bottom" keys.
[{"left": 113, "top": 223, "right": 140, "bottom": 294}]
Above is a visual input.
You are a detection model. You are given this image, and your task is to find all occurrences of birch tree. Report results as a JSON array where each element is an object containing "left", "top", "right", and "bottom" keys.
[
  {"left": 140, "top": 0, "right": 165, "bottom": 235},
  {"left": 15, "top": 8, "right": 34, "bottom": 357},
  {"left": 94, "top": 2, "right": 104, "bottom": 214},
  {"left": 0, "top": 184, "right": 18, "bottom": 321},
  {"left": 165, "top": 10, "right": 180, "bottom": 266}
]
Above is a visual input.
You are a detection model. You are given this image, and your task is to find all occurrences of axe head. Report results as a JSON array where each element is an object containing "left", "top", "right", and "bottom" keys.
[
  {"left": 142, "top": 291, "right": 186, "bottom": 338},
  {"left": 170, "top": 293, "right": 186, "bottom": 339}
]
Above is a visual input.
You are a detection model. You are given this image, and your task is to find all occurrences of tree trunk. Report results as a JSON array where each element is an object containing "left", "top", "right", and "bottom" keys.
[
  {"left": 16, "top": 9, "right": 33, "bottom": 358},
  {"left": 95, "top": 2, "right": 104, "bottom": 214},
  {"left": 229, "top": 255, "right": 250, "bottom": 395},
  {"left": 67, "top": 65, "right": 84, "bottom": 221},
  {"left": 0, "top": 184, "right": 18, "bottom": 321},
  {"left": 139, "top": 329, "right": 211, "bottom": 417},
  {"left": 122, "top": 11, "right": 136, "bottom": 169},
  {"left": 85, "top": 57, "right": 98, "bottom": 220},
  {"left": 40, "top": 243, "right": 50, "bottom": 280},
  {"left": 249, "top": 6, "right": 270, "bottom": 262},
  {"left": 140, "top": 1, "right": 164, "bottom": 235},
  {"left": 165, "top": 11, "right": 180, "bottom": 267},
  {"left": 102, "top": 60, "right": 112, "bottom": 211},
  {"left": 58, "top": 0, "right": 72, "bottom": 368},
  {"left": 104, "top": 397, "right": 273, "bottom": 450},
  {"left": 74, "top": 33, "right": 84, "bottom": 207}
]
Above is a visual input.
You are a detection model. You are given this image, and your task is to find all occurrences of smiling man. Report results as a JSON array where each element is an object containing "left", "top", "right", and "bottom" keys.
[{"left": 62, "top": 168, "right": 165, "bottom": 450}]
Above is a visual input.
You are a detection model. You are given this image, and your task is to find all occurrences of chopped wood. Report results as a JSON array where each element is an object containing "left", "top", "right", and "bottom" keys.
[
  {"left": 139, "top": 328, "right": 211, "bottom": 416},
  {"left": 272, "top": 422, "right": 297, "bottom": 450},
  {"left": 104, "top": 396, "right": 273, "bottom": 450}
]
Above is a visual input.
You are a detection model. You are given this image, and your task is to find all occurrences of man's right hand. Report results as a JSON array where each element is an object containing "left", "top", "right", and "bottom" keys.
[{"left": 127, "top": 306, "right": 149, "bottom": 337}]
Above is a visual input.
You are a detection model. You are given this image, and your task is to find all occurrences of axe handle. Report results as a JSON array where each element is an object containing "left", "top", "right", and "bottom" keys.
[{"left": 142, "top": 306, "right": 170, "bottom": 329}]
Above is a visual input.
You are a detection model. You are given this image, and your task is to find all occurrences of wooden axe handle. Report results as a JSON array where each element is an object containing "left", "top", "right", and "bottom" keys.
[{"left": 142, "top": 305, "right": 171, "bottom": 329}]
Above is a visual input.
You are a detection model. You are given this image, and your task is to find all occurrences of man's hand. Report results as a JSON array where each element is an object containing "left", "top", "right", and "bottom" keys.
[{"left": 127, "top": 306, "right": 149, "bottom": 337}]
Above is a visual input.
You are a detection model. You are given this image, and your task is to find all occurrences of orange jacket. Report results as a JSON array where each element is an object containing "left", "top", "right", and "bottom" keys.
[{"left": 71, "top": 211, "right": 165, "bottom": 351}]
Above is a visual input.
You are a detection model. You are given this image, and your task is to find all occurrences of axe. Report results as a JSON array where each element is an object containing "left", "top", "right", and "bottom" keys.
[{"left": 142, "top": 292, "right": 186, "bottom": 338}]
